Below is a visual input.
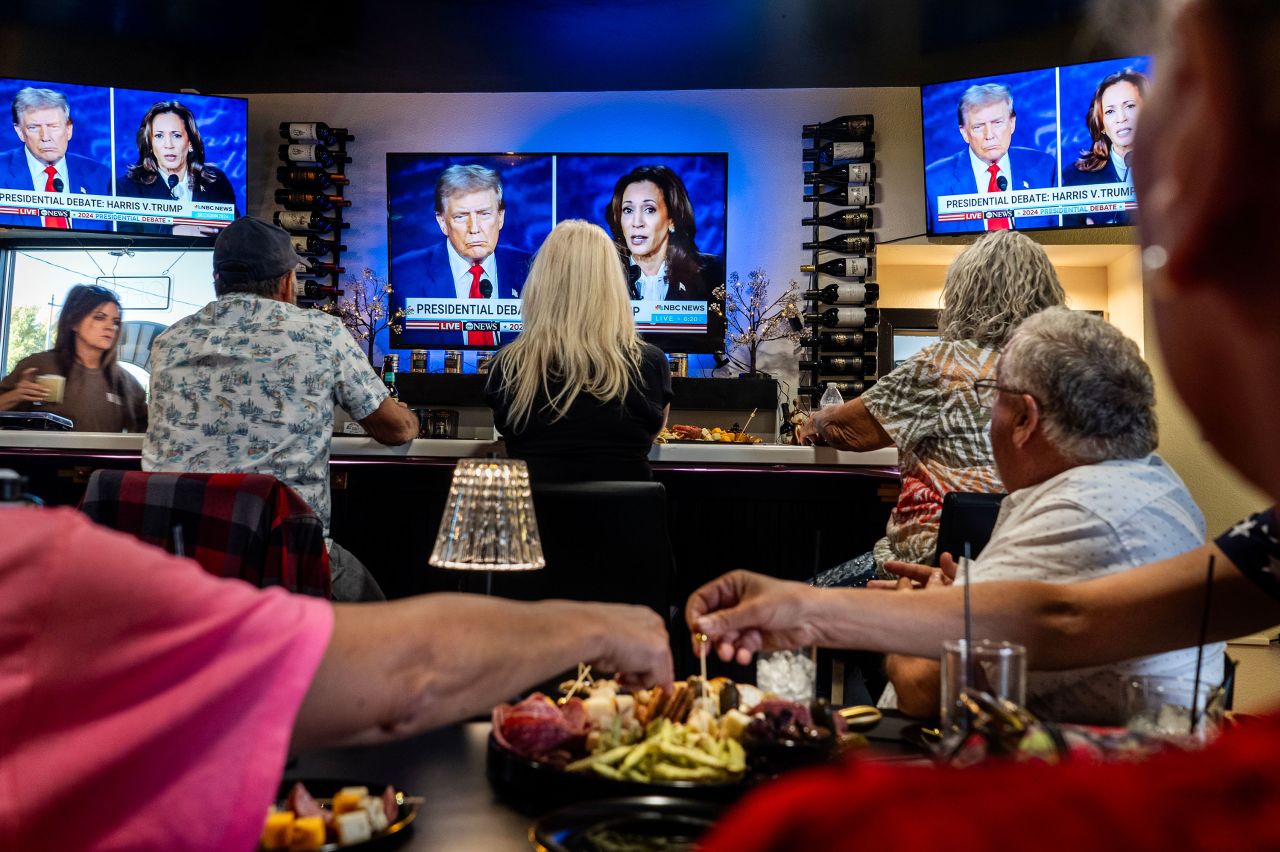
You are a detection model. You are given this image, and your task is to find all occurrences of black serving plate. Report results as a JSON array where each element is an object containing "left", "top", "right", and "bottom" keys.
[
  {"left": 486, "top": 735, "right": 747, "bottom": 813},
  {"left": 266, "top": 777, "right": 418, "bottom": 851},
  {"left": 530, "top": 796, "right": 724, "bottom": 852}
]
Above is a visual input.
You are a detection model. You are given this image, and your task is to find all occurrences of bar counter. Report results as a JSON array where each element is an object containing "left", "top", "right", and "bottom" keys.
[{"left": 0, "top": 431, "right": 898, "bottom": 468}]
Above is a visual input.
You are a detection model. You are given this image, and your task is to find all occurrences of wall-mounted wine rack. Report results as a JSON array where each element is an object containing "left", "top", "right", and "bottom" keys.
[
  {"left": 799, "top": 114, "right": 880, "bottom": 406},
  {"left": 275, "top": 122, "right": 354, "bottom": 307}
]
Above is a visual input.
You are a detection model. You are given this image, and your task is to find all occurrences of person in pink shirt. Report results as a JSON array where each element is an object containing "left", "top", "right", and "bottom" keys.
[{"left": 0, "top": 507, "right": 671, "bottom": 851}]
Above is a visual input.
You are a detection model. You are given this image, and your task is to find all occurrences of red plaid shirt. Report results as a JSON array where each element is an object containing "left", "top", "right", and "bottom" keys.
[{"left": 80, "top": 470, "right": 331, "bottom": 597}]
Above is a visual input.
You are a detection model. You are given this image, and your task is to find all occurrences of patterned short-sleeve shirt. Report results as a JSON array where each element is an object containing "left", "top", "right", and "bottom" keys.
[
  {"left": 142, "top": 293, "right": 387, "bottom": 533},
  {"left": 860, "top": 339, "right": 1002, "bottom": 565}
]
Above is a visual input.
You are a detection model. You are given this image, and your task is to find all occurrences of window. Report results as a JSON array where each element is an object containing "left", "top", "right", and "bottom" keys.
[{"left": 0, "top": 246, "right": 215, "bottom": 388}]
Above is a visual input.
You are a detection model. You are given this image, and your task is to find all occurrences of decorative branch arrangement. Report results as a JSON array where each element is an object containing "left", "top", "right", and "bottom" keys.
[
  {"left": 711, "top": 268, "right": 803, "bottom": 375},
  {"left": 322, "top": 268, "right": 405, "bottom": 366}
]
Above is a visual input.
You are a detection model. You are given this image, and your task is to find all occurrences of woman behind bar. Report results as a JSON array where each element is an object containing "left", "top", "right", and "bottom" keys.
[
  {"left": 0, "top": 283, "right": 146, "bottom": 431},
  {"left": 485, "top": 219, "right": 672, "bottom": 482},
  {"left": 798, "top": 230, "right": 1065, "bottom": 586}
]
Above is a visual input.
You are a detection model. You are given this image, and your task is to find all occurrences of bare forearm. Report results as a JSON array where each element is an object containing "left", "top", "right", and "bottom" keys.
[
  {"left": 293, "top": 596, "right": 638, "bottom": 750},
  {"left": 805, "top": 544, "right": 1280, "bottom": 669},
  {"left": 884, "top": 655, "right": 941, "bottom": 718},
  {"left": 813, "top": 399, "right": 892, "bottom": 452}
]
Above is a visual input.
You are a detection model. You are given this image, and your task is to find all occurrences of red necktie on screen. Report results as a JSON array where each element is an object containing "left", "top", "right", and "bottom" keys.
[
  {"left": 43, "top": 166, "right": 69, "bottom": 229},
  {"left": 986, "top": 163, "right": 1010, "bottom": 230},
  {"left": 467, "top": 263, "right": 495, "bottom": 346}
]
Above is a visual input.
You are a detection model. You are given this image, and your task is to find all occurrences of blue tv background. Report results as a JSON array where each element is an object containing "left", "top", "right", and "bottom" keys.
[
  {"left": 0, "top": 78, "right": 113, "bottom": 186},
  {"left": 1058, "top": 55, "right": 1152, "bottom": 173},
  {"left": 112, "top": 87, "right": 248, "bottom": 217},
  {"left": 555, "top": 154, "right": 727, "bottom": 257},
  {"left": 921, "top": 68, "right": 1059, "bottom": 171}
]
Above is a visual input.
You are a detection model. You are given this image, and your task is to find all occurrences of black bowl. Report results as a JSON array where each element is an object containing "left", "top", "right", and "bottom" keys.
[{"left": 486, "top": 735, "right": 746, "bottom": 814}]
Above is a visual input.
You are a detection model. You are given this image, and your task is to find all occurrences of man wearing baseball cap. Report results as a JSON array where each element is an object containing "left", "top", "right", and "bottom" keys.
[{"left": 143, "top": 216, "right": 419, "bottom": 600}]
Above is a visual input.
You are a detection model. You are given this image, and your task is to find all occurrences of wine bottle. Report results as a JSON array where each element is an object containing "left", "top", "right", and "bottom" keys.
[
  {"left": 804, "top": 163, "right": 876, "bottom": 186},
  {"left": 803, "top": 184, "right": 874, "bottom": 206},
  {"left": 274, "top": 189, "right": 353, "bottom": 212},
  {"left": 381, "top": 355, "right": 399, "bottom": 399},
  {"left": 802, "top": 282, "right": 879, "bottom": 305},
  {"left": 801, "top": 233, "right": 876, "bottom": 254},
  {"left": 290, "top": 234, "right": 347, "bottom": 255},
  {"left": 278, "top": 122, "right": 353, "bottom": 146},
  {"left": 302, "top": 281, "right": 344, "bottom": 299},
  {"left": 801, "top": 257, "right": 874, "bottom": 279},
  {"left": 298, "top": 258, "right": 345, "bottom": 277},
  {"left": 277, "top": 143, "right": 351, "bottom": 169},
  {"left": 801, "top": 209, "right": 872, "bottom": 231},
  {"left": 804, "top": 307, "right": 879, "bottom": 328},
  {"left": 276, "top": 166, "right": 349, "bottom": 189},
  {"left": 800, "top": 380, "right": 868, "bottom": 396},
  {"left": 799, "top": 355, "right": 877, "bottom": 375},
  {"left": 802, "top": 141, "right": 876, "bottom": 164},
  {"left": 273, "top": 210, "right": 347, "bottom": 233},
  {"left": 797, "top": 330, "right": 877, "bottom": 351},
  {"left": 802, "top": 115, "right": 874, "bottom": 141}
]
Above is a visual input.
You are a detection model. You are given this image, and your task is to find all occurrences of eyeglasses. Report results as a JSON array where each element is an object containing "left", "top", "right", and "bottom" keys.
[{"left": 972, "top": 378, "right": 1040, "bottom": 408}]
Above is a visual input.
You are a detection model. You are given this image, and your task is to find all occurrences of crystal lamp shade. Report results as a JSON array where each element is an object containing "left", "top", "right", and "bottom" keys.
[{"left": 428, "top": 458, "right": 545, "bottom": 571}]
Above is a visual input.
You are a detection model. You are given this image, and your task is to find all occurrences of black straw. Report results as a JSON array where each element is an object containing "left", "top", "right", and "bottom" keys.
[
  {"left": 1190, "top": 553, "right": 1216, "bottom": 734},
  {"left": 963, "top": 542, "right": 974, "bottom": 690}
]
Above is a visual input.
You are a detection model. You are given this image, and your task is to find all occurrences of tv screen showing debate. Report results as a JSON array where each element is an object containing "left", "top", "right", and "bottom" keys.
[
  {"left": 386, "top": 152, "right": 728, "bottom": 353},
  {"left": 920, "top": 55, "right": 1152, "bottom": 235},
  {"left": 0, "top": 75, "right": 246, "bottom": 236}
]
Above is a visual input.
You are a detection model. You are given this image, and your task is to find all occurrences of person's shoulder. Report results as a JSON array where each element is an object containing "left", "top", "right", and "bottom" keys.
[
  {"left": 638, "top": 341, "right": 668, "bottom": 365},
  {"left": 5, "top": 350, "right": 56, "bottom": 375},
  {"left": 1010, "top": 146, "right": 1055, "bottom": 168},
  {"left": 496, "top": 243, "right": 532, "bottom": 262},
  {"left": 695, "top": 252, "right": 724, "bottom": 276},
  {"left": 925, "top": 150, "right": 966, "bottom": 176}
]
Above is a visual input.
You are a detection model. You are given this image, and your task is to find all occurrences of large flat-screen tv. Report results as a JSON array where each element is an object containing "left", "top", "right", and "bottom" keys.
[
  {"left": 920, "top": 55, "right": 1152, "bottom": 235},
  {"left": 0, "top": 76, "right": 246, "bottom": 236},
  {"left": 387, "top": 152, "right": 727, "bottom": 353}
]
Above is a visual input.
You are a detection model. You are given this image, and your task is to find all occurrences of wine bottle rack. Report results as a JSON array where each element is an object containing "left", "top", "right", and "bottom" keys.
[
  {"left": 799, "top": 115, "right": 880, "bottom": 407},
  {"left": 275, "top": 123, "right": 355, "bottom": 308}
]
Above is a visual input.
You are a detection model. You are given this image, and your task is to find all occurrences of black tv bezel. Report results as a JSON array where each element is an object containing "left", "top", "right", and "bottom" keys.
[
  {"left": 877, "top": 308, "right": 940, "bottom": 375},
  {"left": 0, "top": 73, "right": 247, "bottom": 242},
  {"left": 917, "top": 55, "right": 1147, "bottom": 238},
  {"left": 385, "top": 151, "right": 729, "bottom": 355}
]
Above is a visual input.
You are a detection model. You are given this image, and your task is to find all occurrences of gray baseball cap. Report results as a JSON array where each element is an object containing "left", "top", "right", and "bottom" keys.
[{"left": 213, "top": 216, "right": 304, "bottom": 284}]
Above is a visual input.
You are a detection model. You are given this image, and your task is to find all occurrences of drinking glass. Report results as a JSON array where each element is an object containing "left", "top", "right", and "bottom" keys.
[
  {"left": 1126, "top": 675, "right": 1223, "bottom": 744},
  {"left": 939, "top": 639, "right": 1026, "bottom": 746}
]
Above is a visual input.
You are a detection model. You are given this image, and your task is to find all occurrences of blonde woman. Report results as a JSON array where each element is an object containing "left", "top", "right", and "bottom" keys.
[
  {"left": 484, "top": 220, "right": 673, "bottom": 482},
  {"left": 798, "top": 229, "right": 1066, "bottom": 584}
]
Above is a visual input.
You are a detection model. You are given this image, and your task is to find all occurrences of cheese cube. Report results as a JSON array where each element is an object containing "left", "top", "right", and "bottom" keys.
[
  {"left": 332, "top": 786, "right": 368, "bottom": 815},
  {"left": 261, "top": 809, "right": 294, "bottom": 848},
  {"left": 288, "top": 815, "right": 325, "bottom": 849},
  {"left": 364, "top": 796, "right": 390, "bottom": 833},
  {"left": 335, "top": 810, "right": 373, "bottom": 845}
]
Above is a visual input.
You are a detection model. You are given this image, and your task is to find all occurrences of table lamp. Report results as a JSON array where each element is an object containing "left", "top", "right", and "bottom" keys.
[{"left": 429, "top": 458, "right": 545, "bottom": 579}]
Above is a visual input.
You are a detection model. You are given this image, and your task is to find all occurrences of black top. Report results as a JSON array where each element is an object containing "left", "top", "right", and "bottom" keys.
[
  {"left": 1215, "top": 506, "right": 1280, "bottom": 602},
  {"left": 485, "top": 342, "right": 673, "bottom": 483}
]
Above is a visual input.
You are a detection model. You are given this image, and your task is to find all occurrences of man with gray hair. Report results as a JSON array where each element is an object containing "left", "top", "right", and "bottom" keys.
[
  {"left": 0, "top": 86, "right": 111, "bottom": 229},
  {"left": 882, "top": 307, "right": 1221, "bottom": 724},
  {"left": 925, "top": 82, "right": 1057, "bottom": 234},
  {"left": 398, "top": 163, "right": 531, "bottom": 346}
]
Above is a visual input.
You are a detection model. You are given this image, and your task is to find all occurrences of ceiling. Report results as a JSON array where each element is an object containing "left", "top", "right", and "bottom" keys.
[{"left": 0, "top": 0, "right": 1117, "bottom": 95}]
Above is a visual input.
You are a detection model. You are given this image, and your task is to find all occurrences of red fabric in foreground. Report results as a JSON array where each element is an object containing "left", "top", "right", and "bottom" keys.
[{"left": 701, "top": 714, "right": 1280, "bottom": 852}]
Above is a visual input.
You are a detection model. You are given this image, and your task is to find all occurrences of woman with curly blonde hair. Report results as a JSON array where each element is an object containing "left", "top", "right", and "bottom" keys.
[
  {"left": 484, "top": 219, "right": 673, "bottom": 482},
  {"left": 799, "top": 230, "right": 1065, "bottom": 582}
]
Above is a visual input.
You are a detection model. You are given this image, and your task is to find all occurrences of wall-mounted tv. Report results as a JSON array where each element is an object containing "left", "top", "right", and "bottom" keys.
[
  {"left": 920, "top": 55, "right": 1152, "bottom": 235},
  {"left": 0, "top": 76, "right": 246, "bottom": 237},
  {"left": 387, "top": 152, "right": 727, "bottom": 353}
]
